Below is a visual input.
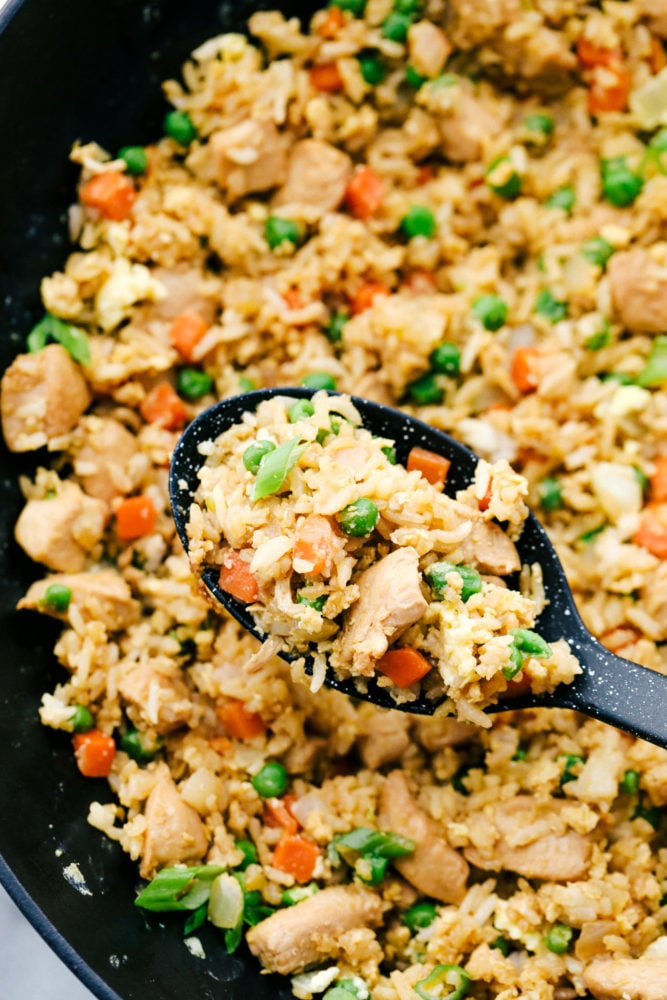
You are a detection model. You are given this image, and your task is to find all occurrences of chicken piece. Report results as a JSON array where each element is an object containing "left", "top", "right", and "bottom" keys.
[
  {"left": 608, "top": 250, "right": 667, "bottom": 333},
  {"left": 583, "top": 957, "right": 667, "bottom": 1000},
  {"left": 73, "top": 416, "right": 139, "bottom": 504},
  {"left": 464, "top": 795, "right": 591, "bottom": 881},
  {"left": 14, "top": 481, "right": 106, "bottom": 573},
  {"left": 638, "top": 0, "right": 667, "bottom": 38},
  {"left": 359, "top": 710, "right": 411, "bottom": 770},
  {"left": 335, "top": 547, "right": 428, "bottom": 676},
  {"left": 118, "top": 661, "right": 194, "bottom": 735},
  {"left": 1, "top": 343, "right": 91, "bottom": 452},
  {"left": 439, "top": 90, "right": 500, "bottom": 163},
  {"left": 414, "top": 715, "right": 473, "bottom": 752},
  {"left": 575, "top": 921, "right": 620, "bottom": 961},
  {"left": 18, "top": 569, "right": 139, "bottom": 630},
  {"left": 246, "top": 885, "right": 385, "bottom": 975},
  {"left": 273, "top": 140, "right": 352, "bottom": 216},
  {"left": 408, "top": 22, "right": 452, "bottom": 79},
  {"left": 452, "top": 518, "right": 521, "bottom": 575},
  {"left": 378, "top": 771, "right": 469, "bottom": 904},
  {"left": 642, "top": 761, "right": 667, "bottom": 807},
  {"left": 208, "top": 119, "right": 288, "bottom": 203},
  {"left": 149, "top": 264, "right": 218, "bottom": 324},
  {"left": 140, "top": 766, "right": 209, "bottom": 878}
]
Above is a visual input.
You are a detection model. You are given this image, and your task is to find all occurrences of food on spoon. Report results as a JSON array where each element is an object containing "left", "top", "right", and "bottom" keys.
[{"left": 187, "top": 392, "right": 579, "bottom": 722}]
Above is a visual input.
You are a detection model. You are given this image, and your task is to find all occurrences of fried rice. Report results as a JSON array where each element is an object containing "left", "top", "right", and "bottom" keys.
[{"left": 3, "top": 0, "right": 667, "bottom": 997}]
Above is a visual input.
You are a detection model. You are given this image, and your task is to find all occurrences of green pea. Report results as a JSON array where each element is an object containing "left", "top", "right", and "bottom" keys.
[
  {"left": 288, "top": 399, "right": 315, "bottom": 422},
  {"left": 471, "top": 294, "right": 508, "bottom": 332},
  {"left": 394, "top": 0, "right": 422, "bottom": 13},
  {"left": 490, "top": 935, "right": 511, "bottom": 956},
  {"left": 40, "top": 583, "right": 72, "bottom": 613},
  {"left": 356, "top": 854, "right": 388, "bottom": 885},
  {"left": 546, "top": 185, "right": 576, "bottom": 213},
  {"left": 177, "top": 367, "right": 213, "bottom": 401},
  {"left": 234, "top": 838, "right": 258, "bottom": 869},
  {"left": 407, "top": 372, "right": 444, "bottom": 405},
  {"left": 358, "top": 54, "right": 386, "bottom": 85},
  {"left": 632, "top": 801, "right": 662, "bottom": 829},
  {"left": 600, "top": 157, "right": 643, "bottom": 207},
  {"left": 649, "top": 128, "right": 667, "bottom": 152},
  {"left": 430, "top": 341, "right": 461, "bottom": 375},
  {"left": 381, "top": 445, "right": 397, "bottom": 464},
  {"left": 120, "top": 728, "right": 163, "bottom": 764},
  {"left": 598, "top": 371, "right": 634, "bottom": 385},
  {"left": 534, "top": 288, "right": 568, "bottom": 323},
  {"left": 251, "top": 762, "right": 288, "bottom": 798},
  {"left": 264, "top": 216, "right": 302, "bottom": 250},
  {"left": 401, "top": 205, "right": 437, "bottom": 239},
  {"left": 523, "top": 113, "right": 554, "bottom": 139},
  {"left": 238, "top": 375, "right": 257, "bottom": 392},
  {"left": 426, "top": 562, "right": 482, "bottom": 603},
  {"left": 621, "top": 769, "right": 640, "bottom": 795},
  {"left": 118, "top": 145, "right": 148, "bottom": 176},
  {"left": 581, "top": 237, "right": 615, "bottom": 268},
  {"left": 70, "top": 705, "right": 94, "bottom": 733},
  {"left": 486, "top": 156, "right": 522, "bottom": 199},
  {"left": 405, "top": 66, "right": 427, "bottom": 88},
  {"left": 381, "top": 11, "right": 411, "bottom": 42},
  {"left": 164, "top": 109, "right": 198, "bottom": 145},
  {"left": 403, "top": 901, "right": 438, "bottom": 931},
  {"left": 545, "top": 923, "right": 574, "bottom": 954},
  {"left": 584, "top": 324, "right": 612, "bottom": 351},
  {"left": 636, "top": 335, "right": 667, "bottom": 387},
  {"left": 337, "top": 497, "right": 379, "bottom": 536},
  {"left": 243, "top": 440, "right": 277, "bottom": 474},
  {"left": 538, "top": 476, "right": 563, "bottom": 511},
  {"left": 512, "top": 746, "right": 528, "bottom": 761},
  {"left": 301, "top": 372, "right": 337, "bottom": 391},
  {"left": 329, "top": 0, "right": 365, "bottom": 16},
  {"left": 560, "top": 753, "right": 585, "bottom": 785},
  {"left": 326, "top": 312, "right": 349, "bottom": 344}
]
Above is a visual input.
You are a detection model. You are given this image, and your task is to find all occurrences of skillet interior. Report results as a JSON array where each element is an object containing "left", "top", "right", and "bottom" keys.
[{"left": 0, "top": 1, "right": 311, "bottom": 996}]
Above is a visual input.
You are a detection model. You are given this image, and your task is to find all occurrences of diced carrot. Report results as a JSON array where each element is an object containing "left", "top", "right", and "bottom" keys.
[
  {"left": 478, "top": 481, "right": 493, "bottom": 512},
  {"left": 116, "top": 495, "right": 157, "bottom": 540},
  {"left": 650, "top": 37, "right": 667, "bottom": 74},
  {"left": 576, "top": 37, "right": 622, "bottom": 68},
  {"left": 219, "top": 549, "right": 260, "bottom": 603},
  {"left": 650, "top": 456, "right": 667, "bottom": 503},
  {"left": 169, "top": 310, "right": 210, "bottom": 361},
  {"left": 293, "top": 514, "right": 335, "bottom": 578},
  {"left": 416, "top": 164, "right": 435, "bottom": 186},
  {"left": 406, "top": 447, "right": 451, "bottom": 488},
  {"left": 73, "top": 729, "right": 116, "bottom": 778},
  {"left": 511, "top": 346, "right": 541, "bottom": 394},
  {"left": 350, "top": 282, "right": 390, "bottom": 315},
  {"left": 377, "top": 647, "right": 432, "bottom": 687},
  {"left": 588, "top": 61, "right": 631, "bottom": 114},
  {"left": 344, "top": 166, "right": 385, "bottom": 220},
  {"left": 80, "top": 170, "right": 136, "bottom": 221},
  {"left": 283, "top": 288, "right": 303, "bottom": 310},
  {"left": 317, "top": 4, "right": 345, "bottom": 38},
  {"left": 309, "top": 62, "right": 344, "bottom": 92},
  {"left": 273, "top": 833, "right": 321, "bottom": 883},
  {"left": 217, "top": 699, "right": 266, "bottom": 740},
  {"left": 140, "top": 382, "right": 189, "bottom": 430},
  {"left": 264, "top": 796, "right": 299, "bottom": 835},
  {"left": 209, "top": 736, "right": 232, "bottom": 755},
  {"left": 633, "top": 502, "right": 667, "bottom": 559},
  {"left": 404, "top": 270, "right": 437, "bottom": 295}
]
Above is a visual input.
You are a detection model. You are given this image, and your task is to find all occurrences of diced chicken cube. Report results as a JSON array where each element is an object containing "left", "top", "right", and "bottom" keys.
[
  {"left": 334, "top": 547, "right": 428, "bottom": 676},
  {"left": 273, "top": 140, "right": 352, "bottom": 216},
  {"left": 358, "top": 710, "right": 411, "bottom": 770},
  {"left": 15, "top": 481, "right": 107, "bottom": 573},
  {"left": 208, "top": 119, "right": 288, "bottom": 202},
  {"left": 439, "top": 90, "right": 500, "bottom": 163},
  {"left": 118, "top": 661, "right": 194, "bottom": 734},
  {"left": 73, "top": 416, "right": 139, "bottom": 504},
  {"left": 1, "top": 343, "right": 91, "bottom": 452},
  {"left": 246, "top": 885, "right": 385, "bottom": 975},
  {"left": 149, "top": 264, "right": 218, "bottom": 324},
  {"left": 140, "top": 766, "right": 209, "bottom": 878},
  {"left": 464, "top": 795, "right": 591, "bottom": 881},
  {"left": 584, "top": 957, "right": 667, "bottom": 1000},
  {"left": 378, "top": 770, "right": 469, "bottom": 904},
  {"left": 18, "top": 569, "right": 139, "bottom": 630},
  {"left": 608, "top": 250, "right": 667, "bottom": 333},
  {"left": 451, "top": 518, "right": 521, "bottom": 575},
  {"left": 408, "top": 22, "right": 452, "bottom": 80}
]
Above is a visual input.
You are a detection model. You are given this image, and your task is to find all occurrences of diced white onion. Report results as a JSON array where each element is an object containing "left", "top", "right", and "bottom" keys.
[
  {"left": 630, "top": 67, "right": 667, "bottom": 129},
  {"left": 590, "top": 462, "right": 642, "bottom": 523},
  {"left": 207, "top": 873, "right": 244, "bottom": 929}
]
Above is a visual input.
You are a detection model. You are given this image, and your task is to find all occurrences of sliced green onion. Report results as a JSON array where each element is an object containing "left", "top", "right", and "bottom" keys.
[
  {"left": 426, "top": 562, "right": 482, "bottom": 602},
  {"left": 403, "top": 901, "right": 438, "bottom": 931},
  {"left": 252, "top": 437, "right": 307, "bottom": 502},
  {"left": 183, "top": 902, "right": 208, "bottom": 936},
  {"left": 523, "top": 113, "right": 554, "bottom": 139},
  {"left": 381, "top": 444, "right": 397, "bottom": 464},
  {"left": 414, "top": 963, "right": 470, "bottom": 1000},
  {"left": 636, "top": 335, "right": 667, "bottom": 387},
  {"left": 545, "top": 923, "right": 574, "bottom": 954},
  {"left": 355, "top": 854, "right": 388, "bottom": 885},
  {"left": 504, "top": 628, "right": 552, "bottom": 680},
  {"left": 337, "top": 497, "right": 379, "bottom": 536},
  {"left": 534, "top": 288, "right": 568, "bottom": 323},
  {"left": 332, "top": 827, "right": 416, "bottom": 862},
  {"left": 242, "top": 888, "right": 275, "bottom": 926},
  {"left": 40, "top": 582, "right": 72, "bottom": 612},
  {"left": 238, "top": 375, "right": 257, "bottom": 392},
  {"left": 632, "top": 800, "right": 662, "bottom": 829},
  {"left": 135, "top": 865, "right": 225, "bottom": 912},
  {"left": 579, "top": 523, "right": 606, "bottom": 543},
  {"left": 584, "top": 324, "right": 612, "bottom": 351},
  {"left": 27, "top": 313, "right": 91, "bottom": 365},
  {"left": 243, "top": 440, "right": 277, "bottom": 474},
  {"left": 490, "top": 935, "right": 511, "bottom": 956},
  {"left": 234, "top": 838, "right": 258, "bottom": 869},
  {"left": 326, "top": 311, "right": 349, "bottom": 344},
  {"left": 581, "top": 237, "right": 615, "bottom": 268},
  {"left": 297, "top": 592, "right": 328, "bottom": 612},
  {"left": 538, "top": 476, "right": 563, "bottom": 511},
  {"left": 282, "top": 883, "right": 320, "bottom": 906}
]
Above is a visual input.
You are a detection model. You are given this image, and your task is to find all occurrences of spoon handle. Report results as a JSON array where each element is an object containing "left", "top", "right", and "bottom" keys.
[{"left": 550, "top": 626, "right": 667, "bottom": 747}]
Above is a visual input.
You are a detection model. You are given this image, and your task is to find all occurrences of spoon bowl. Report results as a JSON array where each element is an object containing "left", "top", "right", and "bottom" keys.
[{"left": 170, "top": 388, "right": 667, "bottom": 748}]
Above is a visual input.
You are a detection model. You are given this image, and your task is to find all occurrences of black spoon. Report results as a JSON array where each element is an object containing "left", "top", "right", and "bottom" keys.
[{"left": 170, "top": 388, "right": 667, "bottom": 748}]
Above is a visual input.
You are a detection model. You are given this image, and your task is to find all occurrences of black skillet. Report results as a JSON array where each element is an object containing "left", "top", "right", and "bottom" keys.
[{"left": 0, "top": 0, "right": 308, "bottom": 997}]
